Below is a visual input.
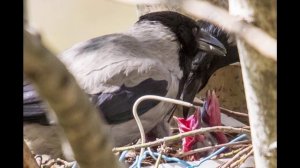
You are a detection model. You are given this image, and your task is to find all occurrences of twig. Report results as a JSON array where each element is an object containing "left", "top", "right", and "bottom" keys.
[
  {"left": 230, "top": 149, "right": 253, "bottom": 167},
  {"left": 211, "top": 147, "right": 244, "bottom": 159},
  {"left": 220, "top": 145, "right": 252, "bottom": 168},
  {"left": 182, "top": 0, "right": 277, "bottom": 61},
  {"left": 175, "top": 140, "right": 251, "bottom": 158},
  {"left": 241, "top": 126, "right": 250, "bottom": 129},
  {"left": 193, "top": 97, "right": 248, "bottom": 118},
  {"left": 112, "top": 126, "right": 250, "bottom": 152},
  {"left": 154, "top": 143, "right": 166, "bottom": 168},
  {"left": 220, "top": 108, "right": 248, "bottom": 118}
]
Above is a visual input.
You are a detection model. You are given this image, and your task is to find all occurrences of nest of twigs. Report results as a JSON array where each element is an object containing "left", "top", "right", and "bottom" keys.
[
  {"left": 120, "top": 130, "right": 253, "bottom": 168},
  {"left": 27, "top": 104, "right": 253, "bottom": 168},
  {"left": 32, "top": 131, "right": 253, "bottom": 168}
]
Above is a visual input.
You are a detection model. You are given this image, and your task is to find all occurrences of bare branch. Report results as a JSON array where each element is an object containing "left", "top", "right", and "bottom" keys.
[
  {"left": 220, "top": 145, "right": 253, "bottom": 168},
  {"left": 112, "top": 126, "right": 250, "bottom": 152},
  {"left": 24, "top": 140, "right": 39, "bottom": 168},
  {"left": 230, "top": 149, "right": 254, "bottom": 167},
  {"left": 211, "top": 146, "right": 244, "bottom": 159},
  {"left": 193, "top": 97, "right": 249, "bottom": 118},
  {"left": 24, "top": 26, "right": 119, "bottom": 168},
  {"left": 228, "top": 0, "right": 277, "bottom": 167},
  {"left": 175, "top": 140, "right": 251, "bottom": 158}
]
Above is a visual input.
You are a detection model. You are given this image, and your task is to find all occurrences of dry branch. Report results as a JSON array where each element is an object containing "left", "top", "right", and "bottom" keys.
[
  {"left": 24, "top": 26, "right": 119, "bottom": 168},
  {"left": 230, "top": 148, "right": 254, "bottom": 167},
  {"left": 220, "top": 145, "right": 252, "bottom": 168},
  {"left": 193, "top": 97, "right": 249, "bottom": 118},
  {"left": 175, "top": 140, "right": 251, "bottom": 158},
  {"left": 228, "top": 0, "right": 277, "bottom": 167},
  {"left": 112, "top": 126, "right": 250, "bottom": 152},
  {"left": 211, "top": 147, "right": 244, "bottom": 159},
  {"left": 24, "top": 140, "right": 39, "bottom": 168}
]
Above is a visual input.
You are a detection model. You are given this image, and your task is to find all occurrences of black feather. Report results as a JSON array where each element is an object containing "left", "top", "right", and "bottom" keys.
[
  {"left": 91, "top": 78, "right": 168, "bottom": 124},
  {"left": 23, "top": 82, "right": 50, "bottom": 125}
]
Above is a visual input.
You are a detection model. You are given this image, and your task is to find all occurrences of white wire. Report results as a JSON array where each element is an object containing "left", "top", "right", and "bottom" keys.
[{"left": 132, "top": 95, "right": 196, "bottom": 160}]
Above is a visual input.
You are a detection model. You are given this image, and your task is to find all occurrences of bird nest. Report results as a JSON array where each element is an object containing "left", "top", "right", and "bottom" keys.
[
  {"left": 26, "top": 91, "right": 253, "bottom": 168},
  {"left": 31, "top": 131, "right": 252, "bottom": 168}
]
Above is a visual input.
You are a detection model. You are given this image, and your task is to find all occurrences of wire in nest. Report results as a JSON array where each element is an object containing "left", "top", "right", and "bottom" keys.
[
  {"left": 136, "top": 150, "right": 193, "bottom": 168},
  {"left": 132, "top": 95, "right": 197, "bottom": 161},
  {"left": 192, "top": 133, "right": 248, "bottom": 167},
  {"left": 130, "top": 95, "right": 249, "bottom": 168}
]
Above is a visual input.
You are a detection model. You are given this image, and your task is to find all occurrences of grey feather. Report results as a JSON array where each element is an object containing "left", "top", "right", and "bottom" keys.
[{"left": 59, "top": 21, "right": 182, "bottom": 94}]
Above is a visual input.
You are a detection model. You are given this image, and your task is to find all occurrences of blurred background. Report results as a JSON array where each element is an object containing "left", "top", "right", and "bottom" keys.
[{"left": 27, "top": 0, "right": 137, "bottom": 54}]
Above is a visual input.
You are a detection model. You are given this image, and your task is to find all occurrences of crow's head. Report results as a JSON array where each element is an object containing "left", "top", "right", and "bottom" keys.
[{"left": 181, "top": 20, "right": 240, "bottom": 118}]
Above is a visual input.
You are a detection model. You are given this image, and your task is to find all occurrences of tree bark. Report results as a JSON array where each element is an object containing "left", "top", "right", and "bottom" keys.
[
  {"left": 24, "top": 26, "right": 120, "bottom": 168},
  {"left": 228, "top": 0, "right": 277, "bottom": 167},
  {"left": 24, "top": 140, "right": 39, "bottom": 168}
]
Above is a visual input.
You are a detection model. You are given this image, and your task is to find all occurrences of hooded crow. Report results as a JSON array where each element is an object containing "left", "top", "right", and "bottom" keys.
[{"left": 23, "top": 11, "right": 227, "bottom": 159}]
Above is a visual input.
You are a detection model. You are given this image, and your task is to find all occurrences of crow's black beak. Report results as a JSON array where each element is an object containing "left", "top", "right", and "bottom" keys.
[
  {"left": 197, "top": 30, "right": 227, "bottom": 56},
  {"left": 181, "top": 52, "right": 212, "bottom": 119},
  {"left": 182, "top": 72, "right": 204, "bottom": 119},
  {"left": 181, "top": 29, "right": 226, "bottom": 119}
]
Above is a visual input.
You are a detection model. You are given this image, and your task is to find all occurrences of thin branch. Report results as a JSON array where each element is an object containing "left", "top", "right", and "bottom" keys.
[
  {"left": 220, "top": 145, "right": 253, "bottom": 168},
  {"left": 175, "top": 140, "right": 251, "bottom": 158},
  {"left": 241, "top": 126, "right": 251, "bottom": 129},
  {"left": 112, "top": 126, "right": 250, "bottom": 152},
  {"left": 211, "top": 147, "right": 244, "bottom": 159},
  {"left": 220, "top": 107, "right": 248, "bottom": 118},
  {"left": 230, "top": 149, "right": 254, "bottom": 167},
  {"left": 182, "top": 0, "right": 276, "bottom": 61},
  {"left": 154, "top": 143, "right": 166, "bottom": 168},
  {"left": 193, "top": 97, "right": 249, "bottom": 118}
]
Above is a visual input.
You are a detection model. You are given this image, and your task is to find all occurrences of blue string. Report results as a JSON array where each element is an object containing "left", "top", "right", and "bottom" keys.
[
  {"left": 71, "top": 134, "right": 247, "bottom": 168},
  {"left": 134, "top": 150, "right": 193, "bottom": 168},
  {"left": 129, "top": 156, "right": 140, "bottom": 168},
  {"left": 192, "top": 134, "right": 248, "bottom": 167},
  {"left": 147, "top": 147, "right": 158, "bottom": 160},
  {"left": 71, "top": 161, "right": 78, "bottom": 168},
  {"left": 126, "top": 134, "right": 248, "bottom": 167},
  {"left": 119, "top": 150, "right": 128, "bottom": 161}
]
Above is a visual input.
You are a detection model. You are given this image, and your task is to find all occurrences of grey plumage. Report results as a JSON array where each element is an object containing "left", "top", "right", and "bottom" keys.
[
  {"left": 24, "top": 17, "right": 186, "bottom": 160},
  {"left": 56, "top": 21, "right": 184, "bottom": 148},
  {"left": 23, "top": 11, "right": 232, "bottom": 160}
]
